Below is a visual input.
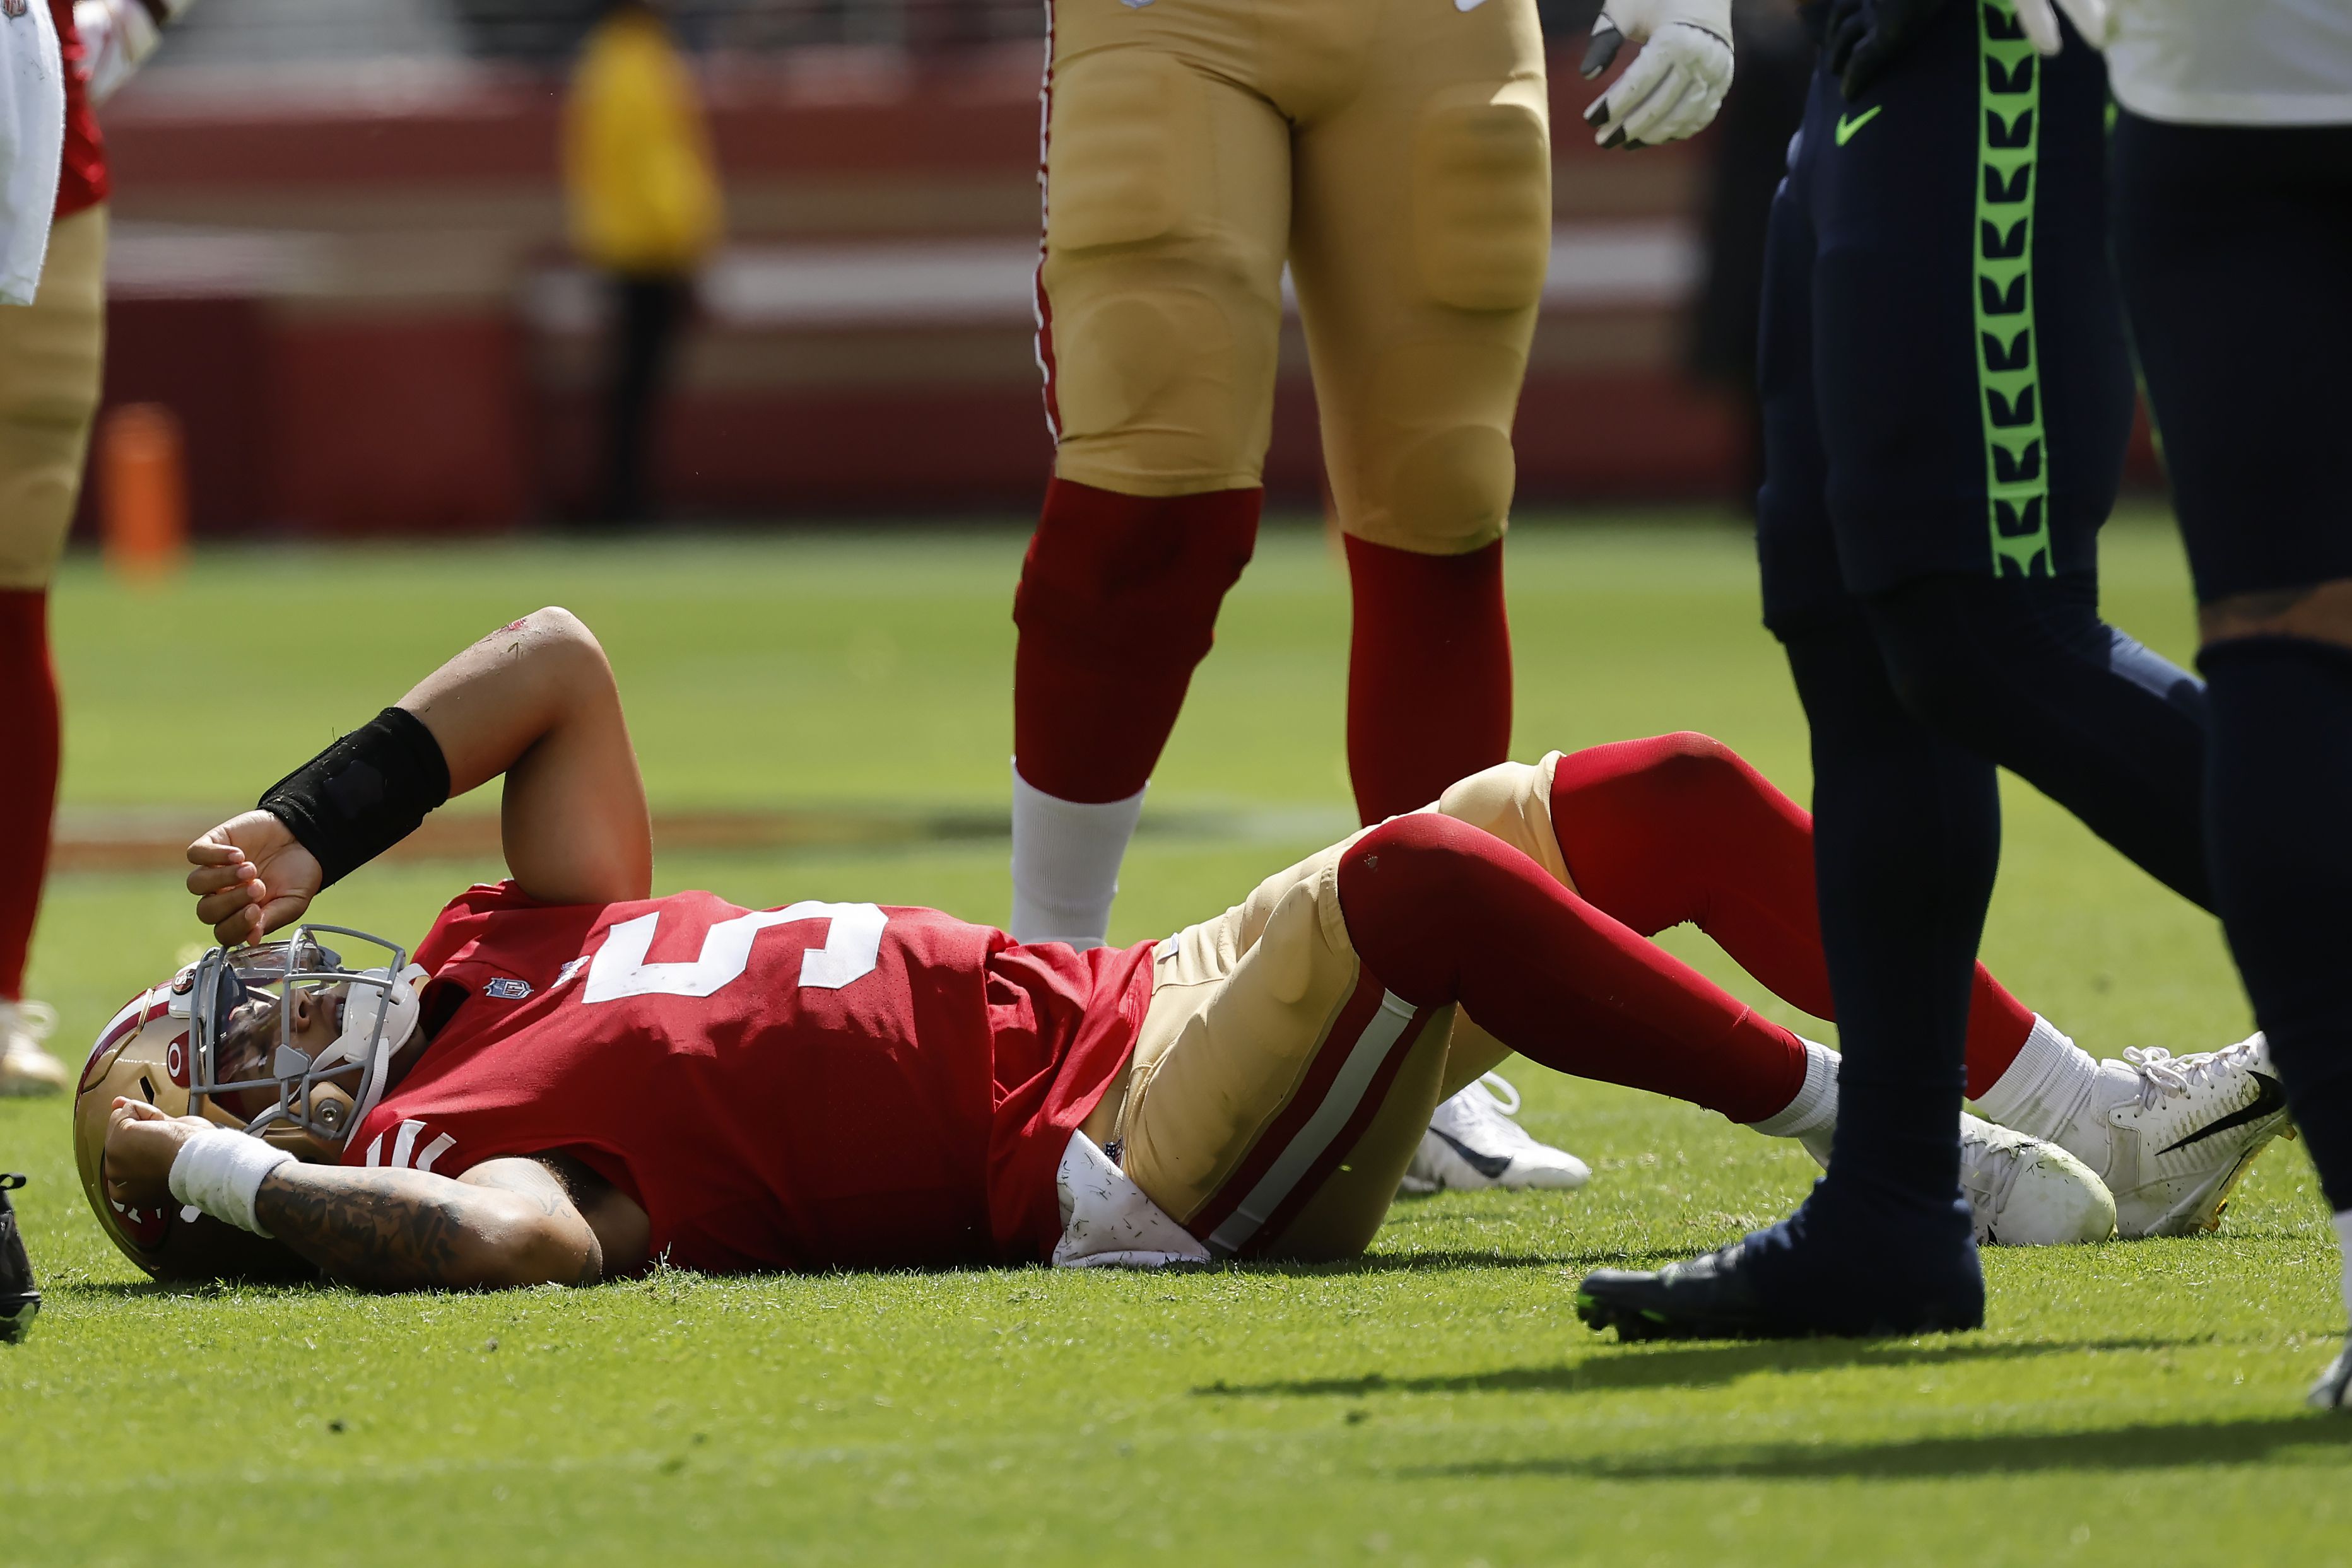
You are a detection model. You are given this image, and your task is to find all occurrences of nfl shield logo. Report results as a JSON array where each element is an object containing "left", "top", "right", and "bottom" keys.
[{"left": 1, "top": 2, "right": 26, "bottom": 22}]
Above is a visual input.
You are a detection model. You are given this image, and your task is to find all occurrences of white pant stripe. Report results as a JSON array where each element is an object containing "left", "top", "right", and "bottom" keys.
[
  {"left": 389, "top": 1119, "right": 423, "bottom": 1171},
  {"left": 415, "top": 1132, "right": 457, "bottom": 1174},
  {"left": 1204, "top": 990, "right": 1420, "bottom": 1257}
]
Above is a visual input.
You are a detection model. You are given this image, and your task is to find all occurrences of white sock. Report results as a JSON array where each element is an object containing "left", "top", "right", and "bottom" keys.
[
  {"left": 1972, "top": 1015, "right": 2102, "bottom": 1142},
  {"left": 1009, "top": 764, "right": 1146, "bottom": 949},
  {"left": 1746, "top": 1038, "right": 1840, "bottom": 1142},
  {"left": 2335, "top": 1212, "right": 2352, "bottom": 1328}
]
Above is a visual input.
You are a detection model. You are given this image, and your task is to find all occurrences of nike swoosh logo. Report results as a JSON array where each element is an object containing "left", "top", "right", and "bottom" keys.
[
  {"left": 1430, "top": 1128, "right": 1514, "bottom": 1180},
  {"left": 2157, "top": 1071, "right": 2288, "bottom": 1155},
  {"left": 1835, "top": 105, "right": 1883, "bottom": 146}
]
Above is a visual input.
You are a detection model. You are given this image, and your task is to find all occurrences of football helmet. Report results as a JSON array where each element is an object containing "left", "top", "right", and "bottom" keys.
[{"left": 72, "top": 925, "right": 427, "bottom": 1281}]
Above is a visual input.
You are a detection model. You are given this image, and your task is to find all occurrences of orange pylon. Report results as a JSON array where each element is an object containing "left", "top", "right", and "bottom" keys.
[{"left": 100, "top": 402, "right": 188, "bottom": 580}]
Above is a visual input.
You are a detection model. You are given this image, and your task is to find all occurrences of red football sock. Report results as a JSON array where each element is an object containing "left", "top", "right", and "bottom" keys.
[
  {"left": 1344, "top": 535, "right": 1512, "bottom": 825},
  {"left": 1012, "top": 479, "right": 1260, "bottom": 803},
  {"left": 0, "top": 590, "right": 59, "bottom": 1001},
  {"left": 1546, "top": 733, "right": 2038, "bottom": 1098},
  {"left": 1336, "top": 812, "right": 1809, "bottom": 1123}
]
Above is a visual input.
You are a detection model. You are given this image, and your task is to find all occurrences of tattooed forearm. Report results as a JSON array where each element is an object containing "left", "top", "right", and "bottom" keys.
[
  {"left": 255, "top": 1168, "right": 473, "bottom": 1290},
  {"left": 252, "top": 1162, "right": 594, "bottom": 1292}
]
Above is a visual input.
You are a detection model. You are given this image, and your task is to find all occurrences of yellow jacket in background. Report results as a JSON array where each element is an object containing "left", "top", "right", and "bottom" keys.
[{"left": 563, "top": 7, "right": 722, "bottom": 274}]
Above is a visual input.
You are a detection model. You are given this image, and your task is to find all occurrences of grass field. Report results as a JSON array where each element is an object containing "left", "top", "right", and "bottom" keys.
[{"left": 4, "top": 513, "right": 2348, "bottom": 1567}]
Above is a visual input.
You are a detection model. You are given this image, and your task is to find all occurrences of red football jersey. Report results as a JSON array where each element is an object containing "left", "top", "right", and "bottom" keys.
[
  {"left": 343, "top": 883, "right": 1153, "bottom": 1273},
  {"left": 50, "top": 0, "right": 107, "bottom": 218}
]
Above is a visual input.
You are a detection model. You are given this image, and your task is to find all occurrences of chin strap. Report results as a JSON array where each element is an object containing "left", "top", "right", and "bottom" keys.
[{"left": 322, "top": 963, "right": 428, "bottom": 1137}]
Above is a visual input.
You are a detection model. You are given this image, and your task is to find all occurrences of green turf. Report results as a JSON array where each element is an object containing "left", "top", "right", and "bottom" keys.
[{"left": 4, "top": 514, "right": 2345, "bottom": 1567}]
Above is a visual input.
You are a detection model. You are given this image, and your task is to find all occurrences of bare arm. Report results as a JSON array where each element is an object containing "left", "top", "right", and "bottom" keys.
[
  {"left": 185, "top": 607, "right": 654, "bottom": 943},
  {"left": 105, "top": 1101, "right": 652, "bottom": 1291},
  {"left": 252, "top": 1157, "right": 606, "bottom": 1292}
]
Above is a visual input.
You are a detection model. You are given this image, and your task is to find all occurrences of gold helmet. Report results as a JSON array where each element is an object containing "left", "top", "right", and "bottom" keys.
[{"left": 73, "top": 926, "right": 427, "bottom": 1282}]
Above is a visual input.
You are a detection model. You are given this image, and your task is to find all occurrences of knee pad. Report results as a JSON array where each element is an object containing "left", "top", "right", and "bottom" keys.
[
  {"left": 1013, "top": 481, "right": 1261, "bottom": 672},
  {"left": 1411, "top": 85, "right": 1551, "bottom": 314}
]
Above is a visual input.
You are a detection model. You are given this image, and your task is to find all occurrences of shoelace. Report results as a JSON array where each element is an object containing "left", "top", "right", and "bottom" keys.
[
  {"left": 2121, "top": 1038, "right": 2260, "bottom": 1110},
  {"left": 1471, "top": 1072, "right": 1522, "bottom": 1117}
]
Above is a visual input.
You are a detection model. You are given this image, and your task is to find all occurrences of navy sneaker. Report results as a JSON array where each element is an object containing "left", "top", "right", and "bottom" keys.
[{"left": 1575, "top": 1185, "right": 1984, "bottom": 1342}]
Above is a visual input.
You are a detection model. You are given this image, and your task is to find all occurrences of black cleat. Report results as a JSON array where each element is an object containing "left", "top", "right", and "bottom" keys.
[
  {"left": 2310, "top": 1335, "right": 2352, "bottom": 1410},
  {"left": 0, "top": 1173, "right": 38, "bottom": 1345},
  {"left": 1575, "top": 1238, "right": 1792, "bottom": 1342},
  {"left": 1575, "top": 1222, "right": 1986, "bottom": 1343}
]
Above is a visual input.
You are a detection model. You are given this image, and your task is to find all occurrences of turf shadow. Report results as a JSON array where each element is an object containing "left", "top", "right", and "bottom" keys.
[
  {"left": 1197, "top": 1337, "right": 2204, "bottom": 1400},
  {"left": 1401, "top": 1412, "right": 2352, "bottom": 1482}
]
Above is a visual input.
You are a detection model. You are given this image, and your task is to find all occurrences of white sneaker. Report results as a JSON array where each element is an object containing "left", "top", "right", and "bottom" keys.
[
  {"left": 1399, "top": 1074, "right": 1591, "bottom": 1195},
  {"left": 2047, "top": 1034, "right": 2292, "bottom": 1239},
  {"left": 0, "top": 1000, "right": 66, "bottom": 1098},
  {"left": 1796, "top": 1113, "right": 2115, "bottom": 1246}
]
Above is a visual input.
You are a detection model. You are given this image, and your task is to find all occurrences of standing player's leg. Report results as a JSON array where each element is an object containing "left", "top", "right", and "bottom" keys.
[
  {"left": 1285, "top": 0, "right": 1548, "bottom": 828},
  {"left": 1824, "top": 9, "right": 2211, "bottom": 911},
  {"left": 1009, "top": 6, "right": 1290, "bottom": 947},
  {"left": 0, "top": 204, "right": 103, "bottom": 1097},
  {"left": 1530, "top": 734, "right": 2280, "bottom": 1234},
  {"left": 2114, "top": 111, "right": 2352, "bottom": 1402}
]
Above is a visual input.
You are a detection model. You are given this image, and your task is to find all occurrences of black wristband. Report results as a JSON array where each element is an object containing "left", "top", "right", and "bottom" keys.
[{"left": 258, "top": 707, "right": 450, "bottom": 889}]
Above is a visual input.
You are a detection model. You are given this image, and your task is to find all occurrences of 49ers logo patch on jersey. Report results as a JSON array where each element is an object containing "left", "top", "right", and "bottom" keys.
[{"left": 483, "top": 977, "right": 533, "bottom": 1000}]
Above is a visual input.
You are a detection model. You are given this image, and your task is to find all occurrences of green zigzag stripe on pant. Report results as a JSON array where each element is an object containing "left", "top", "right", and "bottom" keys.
[{"left": 1976, "top": 0, "right": 2050, "bottom": 578}]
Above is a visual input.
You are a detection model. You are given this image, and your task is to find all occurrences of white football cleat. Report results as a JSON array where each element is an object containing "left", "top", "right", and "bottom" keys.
[
  {"left": 2047, "top": 1034, "right": 2292, "bottom": 1238},
  {"left": 1796, "top": 1113, "right": 2114, "bottom": 1246},
  {"left": 1956, "top": 1114, "right": 2115, "bottom": 1246},
  {"left": 0, "top": 1000, "right": 65, "bottom": 1098},
  {"left": 1399, "top": 1074, "right": 1591, "bottom": 1195}
]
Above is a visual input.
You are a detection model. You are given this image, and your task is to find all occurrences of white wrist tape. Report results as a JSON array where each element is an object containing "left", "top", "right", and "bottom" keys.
[{"left": 168, "top": 1128, "right": 295, "bottom": 1236}]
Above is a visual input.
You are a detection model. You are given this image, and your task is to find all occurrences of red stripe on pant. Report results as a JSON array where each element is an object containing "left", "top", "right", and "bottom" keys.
[
  {"left": 1182, "top": 970, "right": 1426, "bottom": 1251},
  {"left": 1235, "top": 996, "right": 1438, "bottom": 1255}
]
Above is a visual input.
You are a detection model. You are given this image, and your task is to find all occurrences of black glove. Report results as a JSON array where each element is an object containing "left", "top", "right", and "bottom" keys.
[{"left": 1821, "top": 0, "right": 1953, "bottom": 99}]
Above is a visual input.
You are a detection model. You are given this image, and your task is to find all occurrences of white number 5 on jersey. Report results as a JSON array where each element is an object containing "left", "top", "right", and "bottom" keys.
[{"left": 582, "top": 901, "right": 888, "bottom": 1003}]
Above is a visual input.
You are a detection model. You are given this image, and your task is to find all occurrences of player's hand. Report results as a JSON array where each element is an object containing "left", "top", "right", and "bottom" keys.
[
  {"left": 186, "top": 810, "right": 322, "bottom": 946},
  {"left": 103, "top": 1098, "right": 212, "bottom": 1210},
  {"left": 1580, "top": 0, "right": 1735, "bottom": 149}
]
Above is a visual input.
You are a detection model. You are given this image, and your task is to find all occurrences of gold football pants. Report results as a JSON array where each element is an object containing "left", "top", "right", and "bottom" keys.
[
  {"left": 0, "top": 206, "right": 107, "bottom": 590},
  {"left": 1091, "top": 753, "right": 1570, "bottom": 1260},
  {"left": 1036, "top": 0, "right": 1548, "bottom": 555}
]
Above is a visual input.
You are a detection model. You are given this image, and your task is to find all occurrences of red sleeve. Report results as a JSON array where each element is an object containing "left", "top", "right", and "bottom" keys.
[
  {"left": 412, "top": 881, "right": 550, "bottom": 975},
  {"left": 50, "top": 0, "right": 109, "bottom": 218}
]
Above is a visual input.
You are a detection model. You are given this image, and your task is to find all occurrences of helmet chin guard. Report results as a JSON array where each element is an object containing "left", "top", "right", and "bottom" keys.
[{"left": 185, "top": 925, "right": 427, "bottom": 1155}]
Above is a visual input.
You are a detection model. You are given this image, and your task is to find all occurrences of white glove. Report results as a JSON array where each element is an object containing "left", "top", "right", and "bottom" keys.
[
  {"left": 74, "top": 0, "right": 198, "bottom": 105},
  {"left": 2014, "top": 0, "right": 2114, "bottom": 53},
  {"left": 1580, "top": 0, "right": 1736, "bottom": 149}
]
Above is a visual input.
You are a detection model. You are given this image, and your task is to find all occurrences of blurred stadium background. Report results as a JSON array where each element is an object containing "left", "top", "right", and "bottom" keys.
[{"left": 76, "top": 0, "right": 1862, "bottom": 540}]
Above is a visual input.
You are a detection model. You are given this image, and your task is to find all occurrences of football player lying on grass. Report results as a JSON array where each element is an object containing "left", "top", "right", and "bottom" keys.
[{"left": 80, "top": 610, "right": 2288, "bottom": 1290}]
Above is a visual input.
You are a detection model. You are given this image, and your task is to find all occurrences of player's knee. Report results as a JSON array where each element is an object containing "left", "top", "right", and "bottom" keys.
[
  {"left": 1336, "top": 815, "right": 1496, "bottom": 1005},
  {"left": 1435, "top": 759, "right": 1549, "bottom": 837},
  {"left": 1626, "top": 732, "right": 1745, "bottom": 809},
  {"left": 1411, "top": 88, "right": 1550, "bottom": 313},
  {"left": 1014, "top": 486, "right": 1257, "bottom": 669},
  {"left": 1372, "top": 424, "right": 1517, "bottom": 553}
]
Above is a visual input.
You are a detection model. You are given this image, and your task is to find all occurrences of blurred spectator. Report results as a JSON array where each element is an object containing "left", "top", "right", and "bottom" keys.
[
  {"left": 1686, "top": 0, "right": 1811, "bottom": 510},
  {"left": 563, "top": 0, "right": 721, "bottom": 525}
]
